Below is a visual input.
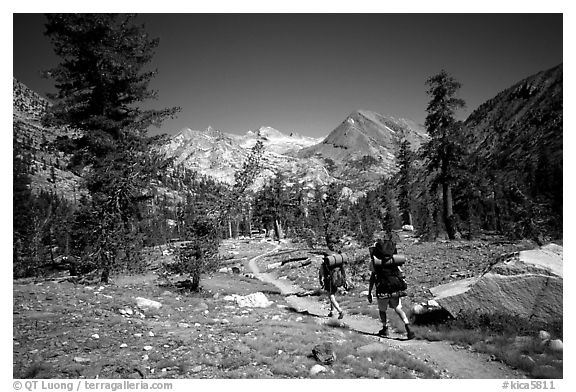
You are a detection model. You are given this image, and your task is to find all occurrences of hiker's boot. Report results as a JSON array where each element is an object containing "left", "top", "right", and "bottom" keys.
[
  {"left": 338, "top": 311, "right": 344, "bottom": 320},
  {"left": 405, "top": 324, "right": 415, "bottom": 340},
  {"left": 377, "top": 327, "right": 388, "bottom": 337}
]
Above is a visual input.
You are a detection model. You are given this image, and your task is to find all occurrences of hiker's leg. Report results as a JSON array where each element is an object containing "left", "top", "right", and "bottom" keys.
[
  {"left": 327, "top": 291, "right": 334, "bottom": 316},
  {"left": 329, "top": 294, "right": 342, "bottom": 314},
  {"left": 376, "top": 298, "right": 388, "bottom": 325},
  {"left": 391, "top": 298, "right": 415, "bottom": 339},
  {"left": 390, "top": 298, "right": 410, "bottom": 324}
]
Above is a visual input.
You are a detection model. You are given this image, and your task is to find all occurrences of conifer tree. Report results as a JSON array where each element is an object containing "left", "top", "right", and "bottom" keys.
[
  {"left": 421, "top": 70, "right": 466, "bottom": 240},
  {"left": 396, "top": 139, "right": 415, "bottom": 226},
  {"left": 43, "top": 14, "right": 179, "bottom": 281}
]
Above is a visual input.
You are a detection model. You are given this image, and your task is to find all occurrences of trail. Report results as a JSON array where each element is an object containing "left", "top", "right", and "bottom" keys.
[{"left": 247, "top": 244, "right": 526, "bottom": 379}]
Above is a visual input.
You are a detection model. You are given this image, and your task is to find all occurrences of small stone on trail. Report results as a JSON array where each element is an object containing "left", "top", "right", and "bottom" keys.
[
  {"left": 148, "top": 331, "right": 155, "bottom": 337},
  {"left": 135, "top": 297, "right": 162, "bottom": 310},
  {"left": 190, "top": 365, "right": 202, "bottom": 373},
  {"left": 143, "top": 346, "right": 153, "bottom": 351},
  {"left": 134, "top": 333, "right": 142, "bottom": 338},
  {"left": 309, "top": 364, "right": 327, "bottom": 376},
  {"left": 91, "top": 334, "right": 99, "bottom": 339},
  {"left": 142, "top": 354, "right": 149, "bottom": 361},
  {"left": 74, "top": 357, "right": 91, "bottom": 363},
  {"left": 120, "top": 343, "right": 128, "bottom": 348}
]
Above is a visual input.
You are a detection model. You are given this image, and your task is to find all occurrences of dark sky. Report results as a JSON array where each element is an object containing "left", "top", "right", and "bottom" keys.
[{"left": 13, "top": 13, "right": 563, "bottom": 138}]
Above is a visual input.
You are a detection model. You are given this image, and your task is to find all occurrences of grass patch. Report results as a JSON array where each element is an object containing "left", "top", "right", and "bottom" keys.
[{"left": 415, "top": 310, "right": 563, "bottom": 378}]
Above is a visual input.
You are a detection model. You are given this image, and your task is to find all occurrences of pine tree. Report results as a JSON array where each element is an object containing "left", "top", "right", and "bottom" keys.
[
  {"left": 43, "top": 14, "right": 179, "bottom": 282},
  {"left": 396, "top": 139, "right": 415, "bottom": 226},
  {"left": 421, "top": 70, "right": 466, "bottom": 240},
  {"left": 43, "top": 14, "right": 179, "bottom": 149}
]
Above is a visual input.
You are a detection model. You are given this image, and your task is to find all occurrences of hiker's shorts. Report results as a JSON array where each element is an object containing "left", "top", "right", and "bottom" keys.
[{"left": 377, "top": 296, "right": 401, "bottom": 312}]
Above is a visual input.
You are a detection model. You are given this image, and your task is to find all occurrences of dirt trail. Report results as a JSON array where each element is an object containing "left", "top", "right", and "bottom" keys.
[{"left": 247, "top": 246, "right": 526, "bottom": 379}]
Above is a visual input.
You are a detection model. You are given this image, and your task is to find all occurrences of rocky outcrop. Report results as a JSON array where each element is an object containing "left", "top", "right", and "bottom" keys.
[
  {"left": 13, "top": 77, "right": 50, "bottom": 118},
  {"left": 430, "top": 244, "right": 562, "bottom": 324}
]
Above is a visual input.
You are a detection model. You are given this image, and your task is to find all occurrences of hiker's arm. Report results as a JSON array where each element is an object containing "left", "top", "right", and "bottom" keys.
[{"left": 367, "top": 272, "right": 375, "bottom": 303}]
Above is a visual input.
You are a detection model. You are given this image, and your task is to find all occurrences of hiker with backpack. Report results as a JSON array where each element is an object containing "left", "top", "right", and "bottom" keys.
[
  {"left": 367, "top": 232, "right": 415, "bottom": 339},
  {"left": 319, "top": 253, "right": 349, "bottom": 319}
]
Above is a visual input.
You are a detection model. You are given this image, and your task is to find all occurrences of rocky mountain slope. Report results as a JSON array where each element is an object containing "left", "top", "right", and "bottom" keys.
[
  {"left": 13, "top": 78, "right": 83, "bottom": 201},
  {"left": 161, "top": 110, "right": 428, "bottom": 193},
  {"left": 160, "top": 125, "right": 333, "bottom": 191},
  {"left": 298, "top": 110, "right": 428, "bottom": 187},
  {"left": 463, "top": 64, "right": 562, "bottom": 167},
  {"left": 461, "top": 64, "right": 563, "bottom": 223}
]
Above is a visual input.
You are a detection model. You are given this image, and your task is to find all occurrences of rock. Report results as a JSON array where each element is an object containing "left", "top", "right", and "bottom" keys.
[
  {"left": 178, "top": 323, "right": 190, "bottom": 328},
  {"left": 357, "top": 342, "right": 387, "bottom": 355},
  {"left": 410, "top": 301, "right": 451, "bottom": 324},
  {"left": 367, "top": 368, "right": 380, "bottom": 378},
  {"left": 143, "top": 346, "right": 153, "bottom": 351},
  {"left": 225, "top": 292, "right": 273, "bottom": 308},
  {"left": 91, "top": 334, "right": 99, "bottom": 339},
  {"left": 411, "top": 304, "right": 426, "bottom": 315},
  {"left": 267, "top": 262, "right": 282, "bottom": 270},
  {"left": 547, "top": 339, "right": 563, "bottom": 353},
  {"left": 135, "top": 297, "right": 162, "bottom": 311},
  {"left": 312, "top": 342, "right": 336, "bottom": 365},
  {"left": 427, "top": 299, "right": 440, "bottom": 307},
  {"left": 430, "top": 244, "right": 563, "bottom": 323},
  {"left": 120, "top": 343, "right": 128, "bottom": 348},
  {"left": 360, "top": 290, "right": 369, "bottom": 296},
  {"left": 538, "top": 330, "right": 551, "bottom": 341},
  {"left": 190, "top": 365, "right": 202, "bottom": 373},
  {"left": 74, "top": 357, "right": 91, "bottom": 363},
  {"left": 309, "top": 364, "right": 327, "bottom": 376},
  {"left": 148, "top": 331, "right": 155, "bottom": 337},
  {"left": 402, "top": 225, "right": 414, "bottom": 231}
]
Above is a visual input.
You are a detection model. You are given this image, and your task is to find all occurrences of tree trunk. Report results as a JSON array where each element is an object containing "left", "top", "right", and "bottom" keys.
[
  {"left": 228, "top": 220, "right": 232, "bottom": 239},
  {"left": 443, "top": 183, "right": 461, "bottom": 240},
  {"left": 273, "top": 218, "right": 282, "bottom": 241}
]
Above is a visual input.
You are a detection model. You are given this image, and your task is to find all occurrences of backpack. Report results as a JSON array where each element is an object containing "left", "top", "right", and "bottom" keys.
[
  {"left": 373, "top": 238, "right": 396, "bottom": 260},
  {"left": 330, "top": 266, "right": 345, "bottom": 288},
  {"left": 370, "top": 240, "right": 407, "bottom": 296},
  {"left": 319, "top": 259, "right": 345, "bottom": 291}
]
